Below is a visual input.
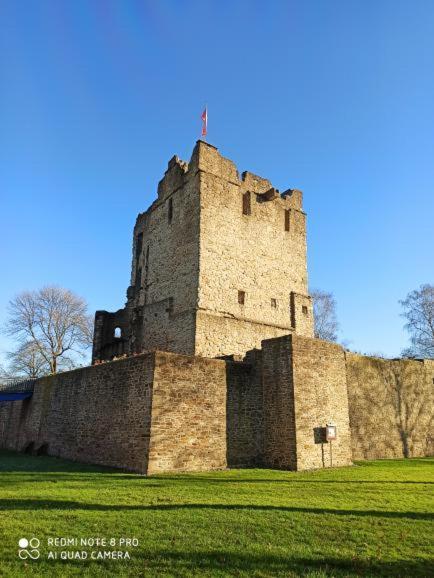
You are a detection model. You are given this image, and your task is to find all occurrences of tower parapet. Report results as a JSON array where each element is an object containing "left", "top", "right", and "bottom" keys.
[{"left": 92, "top": 141, "right": 313, "bottom": 362}]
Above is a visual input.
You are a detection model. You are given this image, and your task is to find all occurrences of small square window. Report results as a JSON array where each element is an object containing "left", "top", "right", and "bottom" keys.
[
  {"left": 238, "top": 290, "right": 246, "bottom": 305},
  {"left": 271, "top": 298, "right": 277, "bottom": 308},
  {"left": 302, "top": 305, "right": 308, "bottom": 315}
]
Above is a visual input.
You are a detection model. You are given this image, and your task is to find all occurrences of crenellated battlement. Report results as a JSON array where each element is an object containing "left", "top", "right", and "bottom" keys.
[
  {"left": 157, "top": 155, "right": 189, "bottom": 201},
  {"left": 93, "top": 140, "right": 313, "bottom": 362},
  {"left": 140, "top": 141, "right": 303, "bottom": 227},
  {"left": 3, "top": 142, "right": 431, "bottom": 481}
]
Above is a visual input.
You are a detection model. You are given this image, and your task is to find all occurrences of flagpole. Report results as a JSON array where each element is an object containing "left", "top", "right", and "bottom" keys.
[
  {"left": 201, "top": 105, "right": 207, "bottom": 141},
  {"left": 204, "top": 104, "right": 207, "bottom": 141}
]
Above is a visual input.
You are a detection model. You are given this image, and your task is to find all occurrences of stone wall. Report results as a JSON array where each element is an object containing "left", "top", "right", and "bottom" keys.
[
  {"left": 92, "top": 308, "right": 129, "bottom": 363},
  {"left": 346, "top": 354, "right": 434, "bottom": 460},
  {"left": 147, "top": 351, "right": 227, "bottom": 474},
  {"left": 92, "top": 140, "right": 314, "bottom": 362},
  {"left": 141, "top": 307, "right": 196, "bottom": 356},
  {"left": 147, "top": 349, "right": 267, "bottom": 473},
  {"left": 196, "top": 142, "right": 314, "bottom": 357},
  {"left": 261, "top": 335, "right": 297, "bottom": 469},
  {"left": 195, "top": 310, "right": 293, "bottom": 360},
  {"left": 0, "top": 355, "right": 155, "bottom": 472},
  {"left": 261, "top": 334, "right": 353, "bottom": 470},
  {"left": 0, "top": 352, "right": 233, "bottom": 474},
  {"left": 92, "top": 153, "right": 202, "bottom": 362},
  {"left": 0, "top": 351, "right": 263, "bottom": 474},
  {"left": 226, "top": 349, "right": 264, "bottom": 467},
  {"left": 1, "top": 337, "right": 432, "bottom": 475},
  {"left": 290, "top": 336, "right": 352, "bottom": 470},
  {"left": 129, "top": 157, "right": 201, "bottom": 355}
]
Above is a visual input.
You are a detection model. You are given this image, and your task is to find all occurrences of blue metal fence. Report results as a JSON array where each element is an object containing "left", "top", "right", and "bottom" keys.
[{"left": 0, "top": 377, "right": 36, "bottom": 401}]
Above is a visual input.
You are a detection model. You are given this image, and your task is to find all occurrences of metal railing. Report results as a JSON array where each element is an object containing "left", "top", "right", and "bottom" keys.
[{"left": 0, "top": 377, "right": 36, "bottom": 393}]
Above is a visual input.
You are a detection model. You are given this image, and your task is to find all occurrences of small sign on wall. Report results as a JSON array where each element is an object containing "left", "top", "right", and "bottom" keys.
[{"left": 325, "top": 424, "right": 337, "bottom": 441}]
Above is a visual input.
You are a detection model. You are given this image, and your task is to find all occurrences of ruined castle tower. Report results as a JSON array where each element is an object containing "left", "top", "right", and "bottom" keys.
[{"left": 92, "top": 141, "right": 314, "bottom": 362}]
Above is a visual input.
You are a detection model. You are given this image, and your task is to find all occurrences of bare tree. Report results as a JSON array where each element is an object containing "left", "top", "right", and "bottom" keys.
[
  {"left": 0, "top": 362, "right": 10, "bottom": 380},
  {"left": 383, "top": 360, "right": 433, "bottom": 458},
  {"left": 7, "top": 342, "right": 49, "bottom": 378},
  {"left": 400, "top": 284, "right": 434, "bottom": 359},
  {"left": 348, "top": 357, "right": 433, "bottom": 458},
  {"left": 311, "top": 289, "right": 339, "bottom": 342},
  {"left": 4, "top": 286, "right": 93, "bottom": 374}
]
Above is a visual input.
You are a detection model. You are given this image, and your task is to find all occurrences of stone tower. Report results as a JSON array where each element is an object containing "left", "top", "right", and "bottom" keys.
[{"left": 92, "top": 141, "right": 313, "bottom": 362}]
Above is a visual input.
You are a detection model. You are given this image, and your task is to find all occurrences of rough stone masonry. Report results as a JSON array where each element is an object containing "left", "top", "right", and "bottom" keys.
[
  {"left": 0, "top": 142, "right": 432, "bottom": 473},
  {"left": 92, "top": 140, "right": 314, "bottom": 362}
]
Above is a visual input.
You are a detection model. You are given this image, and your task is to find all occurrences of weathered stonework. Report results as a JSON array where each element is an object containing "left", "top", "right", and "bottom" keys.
[
  {"left": 92, "top": 141, "right": 313, "bottom": 362},
  {"left": 1, "top": 142, "right": 432, "bottom": 475},
  {"left": 0, "top": 352, "right": 228, "bottom": 474},
  {"left": 346, "top": 354, "right": 434, "bottom": 460},
  {"left": 0, "top": 355, "right": 155, "bottom": 472},
  {"left": 148, "top": 352, "right": 228, "bottom": 474},
  {"left": 261, "top": 335, "right": 352, "bottom": 471},
  {"left": 1, "top": 338, "right": 433, "bottom": 474}
]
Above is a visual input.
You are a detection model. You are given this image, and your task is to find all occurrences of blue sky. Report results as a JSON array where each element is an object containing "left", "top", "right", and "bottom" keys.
[{"left": 1, "top": 0, "right": 433, "bottom": 364}]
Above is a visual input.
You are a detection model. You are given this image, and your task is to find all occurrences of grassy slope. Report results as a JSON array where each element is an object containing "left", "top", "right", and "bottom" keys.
[{"left": 0, "top": 451, "right": 432, "bottom": 577}]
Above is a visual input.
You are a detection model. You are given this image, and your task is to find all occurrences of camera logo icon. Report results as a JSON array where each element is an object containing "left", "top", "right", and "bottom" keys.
[{"left": 18, "top": 537, "right": 40, "bottom": 560}]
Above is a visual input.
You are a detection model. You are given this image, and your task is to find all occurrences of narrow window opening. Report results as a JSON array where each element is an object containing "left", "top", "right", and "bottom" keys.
[
  {"left": 290, "top": 292, "right": 296, "bottom": 328},
  {"left": 271, "top": 298, "right": 277, "bottom": 308},
  {"left": 136, "top": 232, "right": 143, "bottom": 258},
  {"left": 114, "top": 327, "right": 122, "bottom": 338},
  {"left": 238, "top": 290, "right": 246, "bottom": 305},
  {"left": 144, "top": 246, "right": 150, "bottom": 304},
  {"left": 242, "top": 192, "right": 251, "bottom": 216},
  {"left": 285, "top": 209, "right": 290, "bottom": 232},
  {"left": 302, "top": 305, "right": 308, "bottom": 315},
  {"left": 168, "top": 198, "right": 173, "bottom": 223}
]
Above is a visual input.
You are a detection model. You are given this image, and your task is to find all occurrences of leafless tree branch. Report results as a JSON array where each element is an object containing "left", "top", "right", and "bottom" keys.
[
  {"left": 4, "top": 286, "right": 93, "bottom": 374},
  {"left": 311, "top": 288, "right": 339, "bottom": 342},
  {"left": 400, "top": 284, "right": 434, "bottom": 359}
]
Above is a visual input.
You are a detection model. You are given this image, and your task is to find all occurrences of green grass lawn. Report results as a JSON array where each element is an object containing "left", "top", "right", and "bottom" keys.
[{"left": 0, "top": 451, "right": 432, "bottom": 577}]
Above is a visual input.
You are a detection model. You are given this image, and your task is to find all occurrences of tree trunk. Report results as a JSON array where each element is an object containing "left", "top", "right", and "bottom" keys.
[{"left": 400, "top": 430, "right": 410, "bottom": 458}]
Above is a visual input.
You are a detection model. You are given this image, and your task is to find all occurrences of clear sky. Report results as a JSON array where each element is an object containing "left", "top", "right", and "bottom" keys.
[{"left": 1, "top": 0, "right": 433, "bottom": 365}]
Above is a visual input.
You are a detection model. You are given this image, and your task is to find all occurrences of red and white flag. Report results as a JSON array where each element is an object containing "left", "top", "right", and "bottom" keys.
[{"left": 201, "top": 107, "right": 207, "bottom": 138}]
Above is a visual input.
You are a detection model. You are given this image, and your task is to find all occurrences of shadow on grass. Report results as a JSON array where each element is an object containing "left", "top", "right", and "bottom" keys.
[
  {"left": 0, "top": 450, "right": 123, "bottom": 475},
  {"left": 11, "top": 549, "right": 432, "bottom": 578},
  {"left": 0, "top": 450, "right": 432, "bottom": 476},
  {"left": 137, "top": 550, "right": 434, "bottom": 578},
  {"left": 0, "top": 499, "right": 432, "bottom": 520},
  {"left": 150, "top": 476, "right": 433, "bottom": 485},
  {"left": 0, "top": 477, "right": 161, "bottom": 487},
  {"left": 0, "top": 473, "right": 432, "bottom": 486}
]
